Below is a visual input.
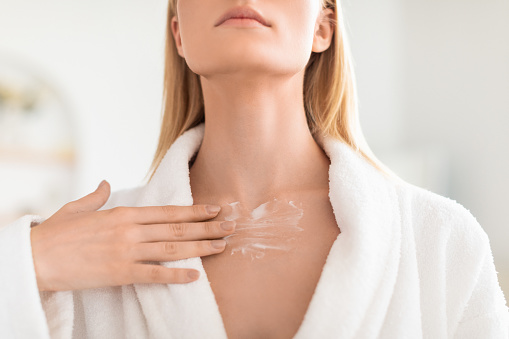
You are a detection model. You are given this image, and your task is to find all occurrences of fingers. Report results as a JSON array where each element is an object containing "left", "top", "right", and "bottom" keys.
[
  {"left": 130, "top": 265, "right": 200, "bottom": 284},
  {"left": 134, "top": 220, "right": 236, "bottom": 243},
  {"left": 122, "top": 204, "right": 222, "bottom": 224},
  {"left": 65, "top": 180, "right": 111, "bottom": 213},
  {"left": 131, "top": 239, "right": 227, "bottom": 263}
]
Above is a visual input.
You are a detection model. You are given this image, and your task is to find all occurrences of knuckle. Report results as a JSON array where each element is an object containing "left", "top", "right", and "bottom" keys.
[
  {"left": 110, "top": 207, "right": 132, "bottom": 221},
  {"left": 203, "top": 222, "right": 214, "bottom": 235},
  {"left": 200, "top": 240, "right": 213, "bottom": 251},
  {"left": 214, "top": 221, "right": 225, "bottom": 232},
  {"left": 121, "top": 244, "right": 136, "bottom": 262},
  {"left": 163, "top": 242, "right": 178, "bottom": 255},
  {"left": 169, "top": 223, "right": 187, "bottom": 238},
  {"left": 123, "top": 225, "right": 141, "bottom": 243},
  {"left": 161, "top": 205, "right": 177, "bottom": 216},
  {"left": 192, "top": 205, "right": 205, "bottom": 217},
  {"left": 148, "top": 265, "right": 163, "bottom": 282}
]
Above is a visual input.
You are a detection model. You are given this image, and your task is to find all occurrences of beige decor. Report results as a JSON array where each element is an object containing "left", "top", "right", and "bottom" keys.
[{"left": 0, "top": 56, "right": 76, "bottom": 225}]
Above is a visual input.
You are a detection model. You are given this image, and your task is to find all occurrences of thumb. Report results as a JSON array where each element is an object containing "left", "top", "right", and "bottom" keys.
[{"left": 66, "top": 180, "right": 111, "bottom": 213}]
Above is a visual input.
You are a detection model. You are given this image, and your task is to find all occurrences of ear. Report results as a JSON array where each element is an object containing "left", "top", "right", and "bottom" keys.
[
  {"left": 312, "top": 8, "right": 335, "bottom": 53},
  {"left": 170, "top": 15, "right": 185, "bottom": 58}
]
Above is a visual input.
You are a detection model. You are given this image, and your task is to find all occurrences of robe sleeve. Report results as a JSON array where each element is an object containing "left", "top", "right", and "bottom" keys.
[
  {"left": 0, "top": 215, "right": 74, "bottom": 339},
  {"left": 452, "top": 235, "right": 509, "bottom": 338},
  {"left": 0, "top": 186, "right": 141, "bottom": 338}
]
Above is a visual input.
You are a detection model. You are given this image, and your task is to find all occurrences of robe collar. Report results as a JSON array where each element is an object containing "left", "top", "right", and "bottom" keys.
[{"left": 133, "top": 122, "right": 403, "bottom": 339}]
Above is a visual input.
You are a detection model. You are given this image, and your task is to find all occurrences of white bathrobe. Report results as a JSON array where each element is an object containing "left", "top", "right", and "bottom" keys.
[{"left": 1, "top": 122, "right": 508, "bottom": 339}]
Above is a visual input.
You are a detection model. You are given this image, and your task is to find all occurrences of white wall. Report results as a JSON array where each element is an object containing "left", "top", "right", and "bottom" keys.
[
  {"left": 0, "top": 0, "right": 168, "bottom": 202},
  {"left": 399, "top": 1, "right": 509, "bottom": 281},
  {"left": 341, "top": 0, "right": 406, "bottom": 150}
]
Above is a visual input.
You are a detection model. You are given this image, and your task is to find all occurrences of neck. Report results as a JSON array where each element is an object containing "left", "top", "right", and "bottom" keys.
[{"left": 189, "top": 72, "right": 330, "bottom": 210}]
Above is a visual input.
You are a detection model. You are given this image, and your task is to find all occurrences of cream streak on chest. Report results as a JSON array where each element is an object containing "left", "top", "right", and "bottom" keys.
[{"left": 219, "top": 198, "right": 305, "bottom": 260}]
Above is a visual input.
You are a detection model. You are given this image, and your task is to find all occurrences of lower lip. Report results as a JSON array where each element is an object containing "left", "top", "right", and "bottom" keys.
[{"left": 219, "top": 18, "right": 267, "bottom": 27}]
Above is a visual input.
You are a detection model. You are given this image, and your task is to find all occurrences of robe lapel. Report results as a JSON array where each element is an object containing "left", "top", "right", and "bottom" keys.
[
  {"left": 133, "top": 123, "right": 227, "bottom": 339},
  {"left": 293, "top": 133, "right": 403, "bottom": 339},
  {"left": 131, "top": 123, "right": 403, "bottom": 339}
]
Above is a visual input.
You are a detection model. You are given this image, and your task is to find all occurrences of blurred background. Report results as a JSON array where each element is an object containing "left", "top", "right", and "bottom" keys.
[{"left": 0, "top": 0, "right": 507, "bottom": 298}]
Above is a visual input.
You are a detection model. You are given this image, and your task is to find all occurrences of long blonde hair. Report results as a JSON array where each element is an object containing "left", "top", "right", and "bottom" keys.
[{"left": 146, "top": 0, "right": 398, "bottom": 182}]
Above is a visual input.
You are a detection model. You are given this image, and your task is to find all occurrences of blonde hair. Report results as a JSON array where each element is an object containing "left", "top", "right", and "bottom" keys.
[{"left": 146, "top": 0, "right": 399, "bottom": 182}]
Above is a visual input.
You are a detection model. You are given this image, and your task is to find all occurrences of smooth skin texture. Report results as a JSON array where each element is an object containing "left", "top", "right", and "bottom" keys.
[
  {"left": 172, "top": 0, "right": 335, "bottom": 209},
  {"left": 171, "top": 0, "right": 337, "bottom": 338},
  {"left": 30, "top": 180, "right": 236, "bottom": 292}
]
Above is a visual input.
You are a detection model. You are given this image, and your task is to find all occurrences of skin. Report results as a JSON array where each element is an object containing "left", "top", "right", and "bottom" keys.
[
  {"left": 170, "top": 0, "right": 335, "bottom": 209},
  {"left": 170, "top": 1, "right": 340, "bottom": 338}
]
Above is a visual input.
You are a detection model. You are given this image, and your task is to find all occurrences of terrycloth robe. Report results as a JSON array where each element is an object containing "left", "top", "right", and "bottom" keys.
[{"left": 1, "top": 122, "right": 508, "bottom": 339}]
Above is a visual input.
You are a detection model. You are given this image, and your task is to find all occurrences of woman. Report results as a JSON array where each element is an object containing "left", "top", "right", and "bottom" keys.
[{"left": 1, "top": 0, "right": 508, "bottom": 338}]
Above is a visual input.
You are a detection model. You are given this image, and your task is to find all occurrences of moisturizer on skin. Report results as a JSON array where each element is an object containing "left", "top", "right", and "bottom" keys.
[{"left": 220, "top": 198, "right": 305, "bottom": 260}]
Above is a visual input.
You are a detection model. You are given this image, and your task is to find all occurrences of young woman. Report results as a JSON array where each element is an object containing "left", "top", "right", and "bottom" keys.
[{"left": 1, "top": 0, "right": 508, "bottom": 338}]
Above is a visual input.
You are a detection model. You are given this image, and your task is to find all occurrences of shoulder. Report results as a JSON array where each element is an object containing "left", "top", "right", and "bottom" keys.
[
  {"left": 392, "top": 181, "right": 509, "bottom": 332},
  {"left": 393, "top": 179, "right": 490, "bottom": 256}
]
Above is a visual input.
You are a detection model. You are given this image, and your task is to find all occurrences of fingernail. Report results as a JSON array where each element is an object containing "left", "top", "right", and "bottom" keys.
[
  {"left": 221, "top": 221, "right": 236, "bottom": 231},
  {"left": 187, "top": 270, "right": 200, "bottom": 280},
  {"left": 206, "top": 205, "right": 221, "bottom": 214},
  {"left": 211, "top": 239, "right": 226, "bottom": 249},
  {"left": 97, "top": 180, "right": 106, "bottom": 189}
]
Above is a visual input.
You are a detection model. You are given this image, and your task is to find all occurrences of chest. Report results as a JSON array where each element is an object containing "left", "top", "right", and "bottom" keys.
[{"left": 200, "top": 194, "right": 341, "bottom": 339}]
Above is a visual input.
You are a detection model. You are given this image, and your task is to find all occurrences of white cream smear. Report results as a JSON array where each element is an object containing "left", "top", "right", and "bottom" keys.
[{"left": 220, "top": 198, "right": 305, "bottom": 260}]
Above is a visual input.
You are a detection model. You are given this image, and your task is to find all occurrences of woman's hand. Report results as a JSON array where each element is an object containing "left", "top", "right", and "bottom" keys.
[{"left": 30, "top": 180, "right": 235, "bottom": 292}]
